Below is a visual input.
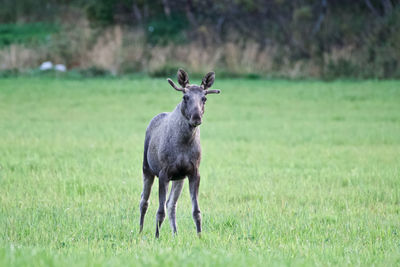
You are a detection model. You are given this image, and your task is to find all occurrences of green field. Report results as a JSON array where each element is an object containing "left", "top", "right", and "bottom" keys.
[{"left": 0, "top": 77, "right": 399, "bottom": 266}]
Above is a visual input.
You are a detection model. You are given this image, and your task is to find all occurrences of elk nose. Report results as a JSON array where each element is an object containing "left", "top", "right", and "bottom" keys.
[{"left": 190, "top": 113, "right": 202, "bottom": 126}]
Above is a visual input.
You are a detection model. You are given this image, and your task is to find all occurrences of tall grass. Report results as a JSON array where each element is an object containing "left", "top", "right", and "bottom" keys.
[{"left": 0, "top": 77, "right": 399, "bottom": 266}]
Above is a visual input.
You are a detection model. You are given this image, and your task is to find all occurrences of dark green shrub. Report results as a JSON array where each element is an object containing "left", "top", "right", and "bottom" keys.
[
  {"left": 86, "top": 0, "right": 115, "bottom": 27},
  {"left": 324, "top": 59, "right": 359, "bottom": 80},
  {"left": 0, "top": 23, "right": 58, "bottom": 47},
  {"left": 77, "top": 67, "right": 112, "bottom": 77},
  {"left": 146, "top": 14, "right": 188, "bottom": 45},
  {"left": 0, "top": 69, "right": 19, "bottom": 77}
]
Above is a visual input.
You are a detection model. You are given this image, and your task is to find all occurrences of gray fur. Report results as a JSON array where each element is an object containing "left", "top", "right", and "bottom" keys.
[{"left": 139, "top": 69, "right": 220, "bottom": 238}]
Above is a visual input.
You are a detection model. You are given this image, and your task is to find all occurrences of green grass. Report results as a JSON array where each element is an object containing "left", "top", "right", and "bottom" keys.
[{"left": 0, "top": 77, "right": 399, "bottom": 266}]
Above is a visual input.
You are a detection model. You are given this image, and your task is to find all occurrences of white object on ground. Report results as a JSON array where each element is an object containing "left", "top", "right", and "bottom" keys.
[
  {"left": 39, "top": 61, "right": 53, "bottom": 71},
  {"left": 54, "top": 64, "right": 67, "bottom": 72}
]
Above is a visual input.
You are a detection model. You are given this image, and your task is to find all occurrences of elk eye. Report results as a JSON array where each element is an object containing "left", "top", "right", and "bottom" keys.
[
  {"left": 202, "top": 97, "right": 207, "bottom": 102},
  {"left": 183, "top": 95, "right": 189, "bottom": 102}
]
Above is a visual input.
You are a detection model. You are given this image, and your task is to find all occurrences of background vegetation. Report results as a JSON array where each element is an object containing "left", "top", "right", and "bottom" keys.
[
  {"left": 0, "top": 0, "right": 400, "bottom": 78},
  {"left": 1, "top": 78, "right": 400, "bottom": 265}
]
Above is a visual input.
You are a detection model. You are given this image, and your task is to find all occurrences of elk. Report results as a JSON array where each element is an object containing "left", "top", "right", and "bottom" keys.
[{"left": 139, "top": 69, "right": 220, "bottom": 238}]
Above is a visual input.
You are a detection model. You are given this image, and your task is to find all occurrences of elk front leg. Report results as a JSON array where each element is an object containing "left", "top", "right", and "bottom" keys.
[
  {"left": 155, "top": 171, "right": 169, "bottom": 238},
  {"left": 166, "top": 179, "right": 184, "bottom": 235},
  {"left": 188, "top": 173, "right": 202, "bottom": 236}
]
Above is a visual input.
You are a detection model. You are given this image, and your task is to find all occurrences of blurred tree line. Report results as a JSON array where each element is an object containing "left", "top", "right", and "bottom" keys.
[{"left": 0, "top": 0, "right": 399, "bottom": 78}]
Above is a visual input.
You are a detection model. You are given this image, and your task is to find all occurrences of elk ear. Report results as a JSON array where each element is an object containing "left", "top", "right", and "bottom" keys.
[
  {"left": 201, "top": 72, "right": 215, "bottom": 89},
  {"left": 177, "top": 69, "right": 189, "bottom": 88}
]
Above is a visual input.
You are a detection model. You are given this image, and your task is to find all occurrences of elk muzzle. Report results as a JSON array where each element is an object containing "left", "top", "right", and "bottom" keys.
[{"left": 190, "top": 113, "right": 202, "bottom": 127}]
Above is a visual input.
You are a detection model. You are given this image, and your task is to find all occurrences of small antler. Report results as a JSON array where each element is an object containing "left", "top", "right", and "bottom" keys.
[
  {"left": 167, "top": 78, "right": 186, "bottom": 93},
  {"left": 205, "top": 89, "right": 221, "bottom": 95}
]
